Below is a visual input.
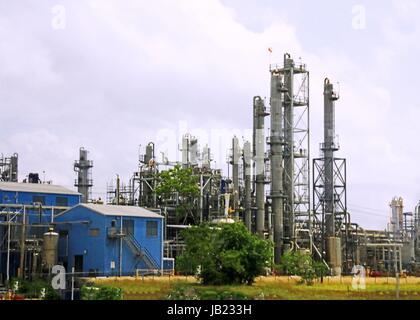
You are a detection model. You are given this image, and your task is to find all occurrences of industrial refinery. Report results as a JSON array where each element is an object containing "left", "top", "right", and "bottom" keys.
[{"left": 1, "top": 52, "right": 419, "bottom": 296}]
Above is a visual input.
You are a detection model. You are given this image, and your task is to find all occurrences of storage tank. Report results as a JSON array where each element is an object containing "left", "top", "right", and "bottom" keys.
[
  {"left": 402, "top": 239, "right": 415, "bottom": 266},
  {"left": 327, "top": 236, "right": 342, "bottom": 276},
  {"left": 42, "top": 228, "right": 59, "bottom": 270}
]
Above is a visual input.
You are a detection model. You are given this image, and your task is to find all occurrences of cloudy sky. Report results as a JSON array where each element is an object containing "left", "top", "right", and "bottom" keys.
[{"left": 0, "top": 0, "right": 419, "bottom": 229}]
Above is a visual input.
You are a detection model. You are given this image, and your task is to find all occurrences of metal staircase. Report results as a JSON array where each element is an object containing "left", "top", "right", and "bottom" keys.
[{"left": 123, "top": 233, "right": 159, "bottom": 270}]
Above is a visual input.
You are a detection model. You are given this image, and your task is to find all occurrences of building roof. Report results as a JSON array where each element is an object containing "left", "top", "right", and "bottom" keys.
[
  {"left": 0, "top": 181, "right": 80, "bottom": 195},
  {"left": 76, "top": 203, "right": 163, "bottom": 219}
]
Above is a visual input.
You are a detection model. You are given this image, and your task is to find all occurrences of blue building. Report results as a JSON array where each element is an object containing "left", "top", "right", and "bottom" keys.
[
  {"left": 0, "top": 182, "right": 81, "bottom": 282},
  {"left": 0, "top": 181, "right": 81, "bottom": 223},
  {"left": 55, "top": 204, "right": 164, "bottom": 276}
]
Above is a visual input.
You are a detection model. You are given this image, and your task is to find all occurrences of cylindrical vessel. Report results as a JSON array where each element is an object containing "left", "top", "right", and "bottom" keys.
[
  {"left": 42, "top": 229, "right": 59, "bottom": 270},
  {"left": 327, "top": 236, "right": 342, "bottom": 276}
]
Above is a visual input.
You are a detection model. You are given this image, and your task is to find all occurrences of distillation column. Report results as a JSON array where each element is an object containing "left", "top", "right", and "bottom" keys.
[
  {"left": 243, "top": 141, "right": 252, "bottom": 231},
  {"left": 270, "top": 69, "right": 285, "bottom": 263},
  {"left": 324, "top": 78, "right": 338, "bottom": 236},
  {"left": 190, "top": 137, "right": 199, "bottom": 167},
  {"left": 253, "top": 96, "right": 268, "bottom": 237},
  {"left": 390, "top": 197, "right": 404, "bottom": 237},
  {"left": 10, "top": 154, "right": 18, "bottom": 182},
  {"left": 231, "top": 136, "right": 241, "bottom": 218},
  {"left": 323, "top": 78, "right": 342, "bottom": 275},
  {"left": 74, "top": 147, "right": 93, "bottom": 203},
  {"left": 0, "top": 153, "right": 19, "bottom": 182},
  {"left": 140, "top": 142, "right": 155, "bottom": 207},
  {"left": 181, "top": 134, "right": 190, "bottom": 169},
  {"left": 282, "top": 54, "right": 295, "bottom": 247}
]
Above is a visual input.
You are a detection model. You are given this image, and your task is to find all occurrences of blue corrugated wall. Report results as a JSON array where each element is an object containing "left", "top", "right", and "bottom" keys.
[
  {"left": 55, "top": 206, "right": 163, "bottom": 276},
  {"left": 0, "top": 190, "right": 80, "bottom": 224}
]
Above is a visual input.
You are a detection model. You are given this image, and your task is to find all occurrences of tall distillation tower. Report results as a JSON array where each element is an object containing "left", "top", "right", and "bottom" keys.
[
  {"left": 230, "top": 136, "right": 241, "bottom": 218},
  {"left": 253, "top": 96, "right": 269, "bottom": 237},
  {"left": 389, "top": 197, "right": 404, "bottom": 237},
  {"left": 313, "top": 78, "right": 348, "bottom": 275},
  {"left": 269, "top": 53, "right": 310, "bottom": 263},
  {"left": 74, "top": 147, "right": 93, "bottom": 203},
  {"left": 243, "top": 140, "right": 252, "bottom": 231}
]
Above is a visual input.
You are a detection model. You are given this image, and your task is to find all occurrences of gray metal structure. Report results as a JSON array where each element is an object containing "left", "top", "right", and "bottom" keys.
[
  {"left": 253, "top": 96, "right": 268, "bottom": 237},
  {"left": 243, "top": 141, "right": 252, "bottom": 231},
  {"left": 0, "top": 153, "right": 18, "bottom": 182},
  {"left": 231, "top": 136, "right": 240, "bottom": 218},
  {"left": 74, "top": 147, "right": 93, "bottom": 203},
  {"left": 313, "top": 78, "right": 350, "bottom": 274},
  {"left": 269, "top": 53, "right": 310, "bottom": 263},
  {"left": 323, "top": 78, "right": 340, "bottom": 237},
  {"left": 269, "top": 63, "right": 285, "bottom": 263}
]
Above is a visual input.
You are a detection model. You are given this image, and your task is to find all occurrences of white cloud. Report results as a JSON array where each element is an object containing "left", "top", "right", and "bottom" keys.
[{"left": 0, "top": 0, "right": 418, "bottom": 229}]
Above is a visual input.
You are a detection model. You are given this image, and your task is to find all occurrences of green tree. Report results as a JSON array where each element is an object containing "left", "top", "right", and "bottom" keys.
[
  {"left": 155, "top": 165, "right": 200, "bottom": 223},
  {"left": 278, "top": 251, "right": 329, "bottom": 285},
  {"left": 177, "top": 222, "right": 273, "bottom": 285}
]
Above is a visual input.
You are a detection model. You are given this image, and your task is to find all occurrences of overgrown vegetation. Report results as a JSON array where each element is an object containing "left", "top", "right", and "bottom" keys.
[
  {"left": 80, "top": 285, "right": 123, "bottom": 300},
  {"left": 92, "top": 276, "right": 420, "bottom": 300},
  {"left": 278, "top": 251, "right": 329, "bottom": 285},
  {"left": 176, "top": 222, "right": 273, "bottom": 285},
  {"left": 167, "top": 284, "right": 248, "bottom": 300},
  {"left": 9, "top": 278, "right": 60, "bottom": 300},
  {"left": 155, "top": 164, "right": 200, "bottom": 223}
]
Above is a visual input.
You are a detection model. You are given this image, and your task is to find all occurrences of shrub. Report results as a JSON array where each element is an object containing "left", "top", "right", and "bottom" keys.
[
  {"left": 176, "top": 222, "right": 273, "bottom": 285},
  {"left": 279, "top": 251, "right": 329, "bottom": 285},
  {"left": 166, "top": 286, "right": 248, "bottom": 300},
  {"left": 80, "top": 285, "right": 123, "bottom": 300},
  {"left": 9, "top": 278, "right": 61, "bottom": 300}
]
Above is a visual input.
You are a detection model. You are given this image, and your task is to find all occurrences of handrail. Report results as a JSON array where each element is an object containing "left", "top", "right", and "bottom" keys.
[{"left": 125, "top": 233, "right": 159, "bottom": 269}]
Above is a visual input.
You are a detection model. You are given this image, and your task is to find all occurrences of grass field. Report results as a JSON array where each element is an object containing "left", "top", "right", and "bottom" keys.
[{"left": 90, "top": 276, "right": 420, "bottom": 300}]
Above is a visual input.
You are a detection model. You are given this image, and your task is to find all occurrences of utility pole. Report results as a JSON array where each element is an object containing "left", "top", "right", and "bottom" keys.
[
  {"left": 200, "top": 173, "right": 203, "bottom": 224},
  {"left": 18, "top": 206, "right": 26, "bottom": 279},
  {"left": 394, "top": 245, "right": 400, "bottom": 299},
  {"left": 6, "top": 209, "right": 11, "bottom": 284},
  {"left": 119, "top": 218, "right": 123, "bottom": 277}
]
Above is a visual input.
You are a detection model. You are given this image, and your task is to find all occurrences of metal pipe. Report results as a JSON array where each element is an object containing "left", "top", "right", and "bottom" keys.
[
  {"left": 116, "top": 174, "right": 120, "bottom": 205},
  {"left": 18, "top": 206, "right": 26, "bottom": 279},
  {"left": 231, "top": 136, "right": 240, "bottom": 218},
  {"left": 6, "top": 209, "right": 11, "bottom": 283},
  {"left": 200, "top": 174, "right": 203, "bottom": 223},
  {"left": 119, "top": 216, "right": 123, "bottom": 276}
]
